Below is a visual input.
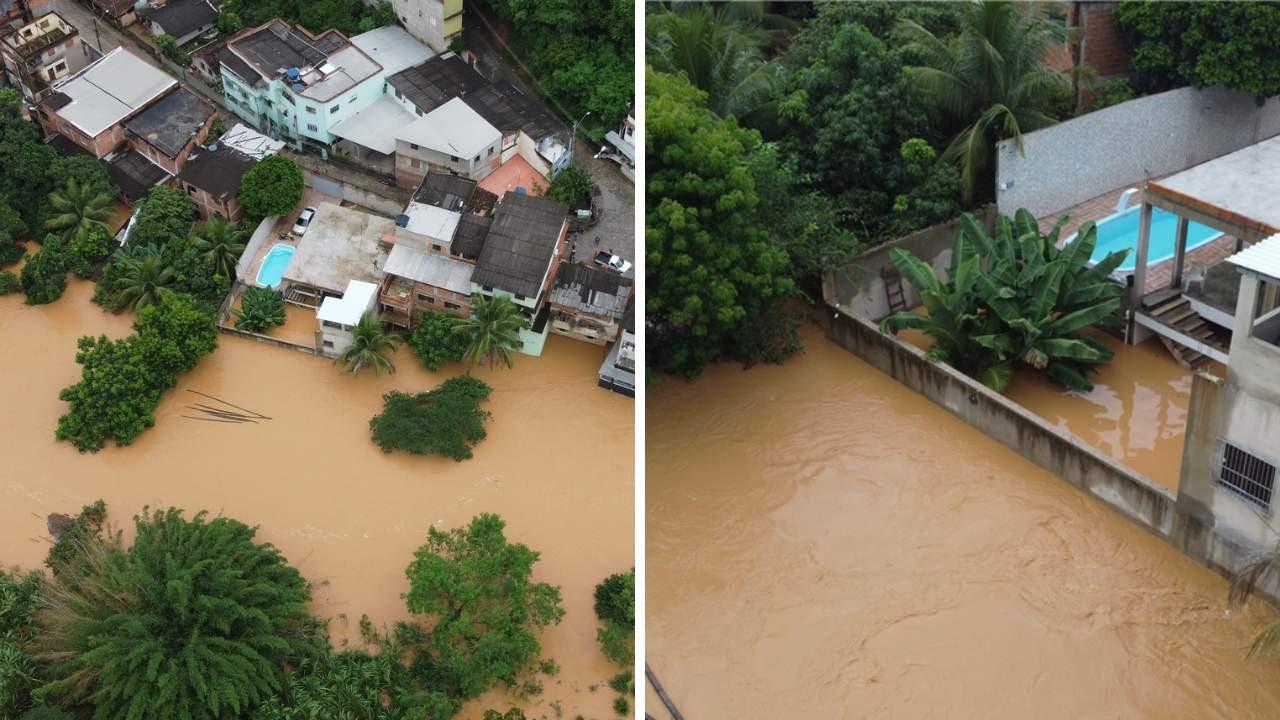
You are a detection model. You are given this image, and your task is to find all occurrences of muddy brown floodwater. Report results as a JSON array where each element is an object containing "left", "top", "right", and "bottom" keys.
[
  {"left": 648, "top": 325, "right": 1280, "bottom": 719},
  {"left": 0, "top": 280, "right": 634, "bottom": 719}
]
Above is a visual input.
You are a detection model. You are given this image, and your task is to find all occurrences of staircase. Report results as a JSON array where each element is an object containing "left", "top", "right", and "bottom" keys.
[
  {"left": 1141, "top": 288, "right": 1227, "bottom": 370},
  {"left": 882, "top": 266, "right": 908, "bottom": 313}
]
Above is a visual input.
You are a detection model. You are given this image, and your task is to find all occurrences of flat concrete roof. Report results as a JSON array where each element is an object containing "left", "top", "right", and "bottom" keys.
[
  {"left": 1147, "top": 134, "right": 1280, "bottom": 240},
  {"left": 349, "top": 25, "right": 432, "bottom": 77},
  {"left": 1228, "top": 232, "right": 1280, "bottom": 285},
  {"left": 50, "top": 47, "right": 176, "bottom": 137},
  {"left": 283, "top": 202, "right": 391, "bottom": 294},
  {"left": 317, "top": 279, "right": 378, "bottom": 326},
  {"left": 402, "top": 201, "right": 459, "bottom": 243},
  {"left": 330, "top": 95, "right": 416, "bottom": 155},
  {"left": 398, "top": 97, "right": 499, "bottom": 159}
]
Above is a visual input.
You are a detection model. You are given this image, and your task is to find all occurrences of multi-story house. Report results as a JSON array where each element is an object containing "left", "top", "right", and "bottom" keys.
[
  {"left": 139, "top": 0, "right": 218, "bottom": 45},
  {"left": 219, "top": 21, "right": 427, "bottom": 157},
  {"left": 123, "top": 86, "right": 216, "bottom": 175},
  {"left": 0, "top": 11, "right": 89, "bottom": 103},
  {"left": 548, "top": 261, "right": 633, "bottom": 345},
  {"left": 387, "top": 0, "right": 461, "bottom": 53},
  {"left": 393, "top": 97, "right": 501, "bottom": 184},
  {"left": 36, "top": 46, "right": 176, "bottom": 158}
]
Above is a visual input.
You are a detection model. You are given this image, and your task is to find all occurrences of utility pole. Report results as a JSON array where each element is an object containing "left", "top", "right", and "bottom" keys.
[
  {"left": 92, "top": 16, "right": 102, "bottom": 57},
  {"left": 567, "top": 110, "right": 590, "bottom": 172}
]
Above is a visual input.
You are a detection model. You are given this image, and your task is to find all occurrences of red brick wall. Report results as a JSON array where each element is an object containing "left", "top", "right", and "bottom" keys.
[{"left": 1081, "top": 4, "right": 1131, "bottom": 78}]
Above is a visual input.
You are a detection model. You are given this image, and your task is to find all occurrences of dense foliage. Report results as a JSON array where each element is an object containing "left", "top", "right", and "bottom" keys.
[
  {"left": 486, "top": 0, "right": 633, "bottom": 135},
  {"left": 337, "top": 311, "right": 401, "bottom": 376},
  {"left": 56, "top": 294, "right": 218, "bottom": 452},
  {"left": 1114, "top": 1, "right": 1280, "bottom": 99},
  {"left": 234, "top": 286, "right": 287, "bottom": 333},
  {"left": 67, "top": 225, "right": 114, "bottom": 279},
  {"left": 593, "top": 569, "right": 634, "bottom": 666},
  {"left": 222, "top": 0, "right": 396, "bottom": 36},
  {"left": 155, "top": 34, "right": 190, "bottom": 65},
  {"left": 454, "top": 295, "right": 524, "bottom": 369},
  {"left": 192, "top": 216, "right": 247, "bottom": 280},
  {"left": 32, "top": 507, "right": 319, "bottom": 720},
  {"left": 403, "top": 513, "right": 564, "bottom": 700},
  {"left": 409, "top": 310, "right": 469, "bottom": 371},
  {"left": 44, "top": 500, "right": 108, "bottom": 576},
  {"left": 0, "top": 270, "right": 17, "bottom": 295},
  {"left": 369, "top": 376, "right": 492, "bottom": 461},
  {"left": 45, "top": 179, "right": 113, "bottom": 244},
  {"left": 19, "top": 237, "right": 69, "bottom": 305},
  {"left": 251, "top": 646, "right": 417, "bottom": 720},
  {"left": 0, "top": 568, "right": 42, "bottom": 714},
  {"left": 880, "top": 210, "right": 1126, "bottom": 392},
  {"left": 646, "top": 68, "right": 795, "bottom": 376},
  {"left": 240, "top": 155, "right": 304, "bottom": 219},
  {"left": 544, "top": 165, "right": 593, "bottom": 206}
]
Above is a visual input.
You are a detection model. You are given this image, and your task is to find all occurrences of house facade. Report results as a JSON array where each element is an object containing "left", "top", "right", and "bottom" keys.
[
  {"left": 176, "top": 143, "right": 257, "bottom": 220},
  {"left": 36, "top": 46, "right": 176, "bottom": 158},
  {"left": 548, "top": 261, "right": 632, "bottom": 345},
  {"left": 393, "top": 97, "right": 500, "bottom": 185},
  {"left": 0, "top": 11, "right": 88, "bottom": 103},
  {"left": 388, "top": 0, "right": 461, "bottom": 53}
]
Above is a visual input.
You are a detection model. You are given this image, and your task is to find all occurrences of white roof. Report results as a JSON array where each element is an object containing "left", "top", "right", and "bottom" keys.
[
  {"left": 350, "top": 25, "right": 433, "bottom": 77},
  {"left": 51, "top": 47, "right": 176, "bottom": 136},
  {"left": 330, "top": 95, "right": 416, "bottom": 155},
  {"left": 384, "top": 243, "right": 474, "bottom": 294},
  {"left": 397, "top": 97, "right": 500, "bottom": 159},
  {"left": 1227, "top": 233, "right": 1280, "bottom": 283},
  {"left": 217, "top": 123, "right": 285, "bottom": 159},
  {"left": 317, "top": 279, "right": 379, "bottom": 326},
  {"left": 298, "top": 45, "right": 379, "bottom": 100},
  {"left": 402, "top": 201, "right": 460, "bottom": 243}
]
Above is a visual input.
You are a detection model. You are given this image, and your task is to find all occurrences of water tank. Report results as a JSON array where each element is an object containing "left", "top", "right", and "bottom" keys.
[
  {"left": 394, "top": 214, "right": 409, "bottom": 228},
  {"left": 515, "top": 186, "right": 527, "bottom": 196},
  {"left": 286, "top": 67, "right": 300, "bottom": 82},
  {"left": 207, "top": 143, "right": 219, "bottom": 152},
  {"left": 292, "top": 83, "right": 304, "bottom": 92}
]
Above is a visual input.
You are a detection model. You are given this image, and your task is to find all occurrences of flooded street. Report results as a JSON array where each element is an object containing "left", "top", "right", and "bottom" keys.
[
  {"left": 0, "top": 280, "right": 634, "bottom": 719},
  {"left": 648, "top": 326, "right": 1280, "bottom": 718}
]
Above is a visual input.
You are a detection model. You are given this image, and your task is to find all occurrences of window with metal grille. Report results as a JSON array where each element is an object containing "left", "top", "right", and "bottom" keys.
[{"left": 1218, "top": 442, "right": 1276, "bottom": 508}]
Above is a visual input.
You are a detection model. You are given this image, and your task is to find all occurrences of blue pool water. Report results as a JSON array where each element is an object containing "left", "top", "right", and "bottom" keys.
[
  {"left": 255, "top": 243, "right": 295, "bottom": 288},
  {"left": 1067, "top": 205, "right": 1221, "bottom": 272}
]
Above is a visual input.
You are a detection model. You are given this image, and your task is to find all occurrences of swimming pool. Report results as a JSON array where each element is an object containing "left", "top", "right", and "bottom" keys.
[
  {"left": 1066, "top": 203, "right": 1222, "bottom": 272},
  {"left": 255, "top": 243, "right": 295, "bottom": 288}
]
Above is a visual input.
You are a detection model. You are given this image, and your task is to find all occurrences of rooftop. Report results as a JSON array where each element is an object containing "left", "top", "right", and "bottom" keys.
[
  {"left": 217, "top": 122, "right": 285, "bottom": 159},
  {"left": 462, "top": 81, "right": 563, "bottom": 141},
  {"left": 549, "top": 262, "right": 632, "bottom": 319},
  {"left": 177, "top": 144, "right": 257, "bottom": 200},
  {"left": 397, "top": 97, "right": 500, "bottom": 159},
  {"left": 124, "top": 87, "right": 214, "bottom": 158},
  {"left": 317, "top": 279, "right": 379, "bottom": 327},
  {"left": 45, "top": 47, "right": 176, "bottom": 137},
  {"left": 384, "top": 242, "right": 474, "bottom": 294},
  {"left": 401, "top": 201, "right": 460, "bottom": 243},
  {"left": 479, "top": 153, "right": 547, "bottom": 199},
  {"left": 284, "top": 202, "right": 392, "bottom": 294},
  {"left": 1146, "top": 134, "right": 1280, "bottom": 242},
  {"left": 227, "top": 20, "right": 377, "bottom": 101},
  {"left": 329, "top": 95, "right": 415, "bottom": 155},
  {"left": 386, "top": 53, "right": 487, "bottom": 115},
  {"left": 106, "top": 149, "right": 171, "bottom": 202},
  {"left": 1227, "top": 232, "right": 1280, "bottom": 285},
  {"left": 452, "top": 213, "right": 491, "bottom": 260},
  {"left": 349, "top": 25, "right": 432, "bottom": 77},
  {"left": 473, "top": 192, "right": 568, "bottom": 297},
  {"left": 140, "top": 0, "right": 218, "bottom": 40},
  {"left": 2, "top": 11, "right": 76, "bottom": 60},
  {"left": 413, "top": 171, "right": 476, "bottom": 212}
]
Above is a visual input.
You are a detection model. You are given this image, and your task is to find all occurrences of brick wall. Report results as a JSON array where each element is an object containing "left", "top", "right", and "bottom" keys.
[
  {"left": 1080, "top": 3, "right": 1130, "bottom": 78},
  {"left": 184, "top": 183, "right": 243, "bottom": 222}
]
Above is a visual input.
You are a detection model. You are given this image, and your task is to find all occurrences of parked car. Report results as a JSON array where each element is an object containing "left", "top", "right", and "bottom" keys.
[
  {"left": 593, "top": 250, "right": 632, "bottom": 274},
  {"left": 292, "top": 207, "right": 317, "bottom": 236}
]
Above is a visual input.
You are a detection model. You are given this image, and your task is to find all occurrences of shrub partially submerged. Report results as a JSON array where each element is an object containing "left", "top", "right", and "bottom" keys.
[{"left": 369, "top": 376, "right": 492, "bottom": 461}]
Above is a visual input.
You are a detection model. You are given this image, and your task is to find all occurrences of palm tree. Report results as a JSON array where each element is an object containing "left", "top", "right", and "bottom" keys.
[
  {"left": 898, "top": 1, "right": 1071, "bottom": 202},
  {"left": 453, "top": 294, "right": 525, "bottom": 370},
  {"left": 1230, "top": 548, "right": 1280, "bottom": 657},
  {"left": 646, "top": 5, "right": 782, "bottom": 121},
  {"left": 112, "top": 245, "right": 175, "bottom": 312},
  {"left": 336, "top": 311, "right": 401, "bottom": 376},
  {"left": 46, "top": 179, "right": 114, "bottom": 242},
  {"left": 190, "top": 216, "right": 246, "bottom": 280}
]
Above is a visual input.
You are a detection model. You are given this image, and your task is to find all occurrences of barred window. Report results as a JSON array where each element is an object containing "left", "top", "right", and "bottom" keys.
[{"left": 1219, "top": 442, "right": 1276, "bottom": 508}]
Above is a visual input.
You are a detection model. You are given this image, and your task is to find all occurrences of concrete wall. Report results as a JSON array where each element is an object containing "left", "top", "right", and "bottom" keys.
[
  {"left": 823, "top": 308, "right": 1280, "bottom": 603},
  {"left": 996, "top": 85, "right": 1280, "bottom": 218},
  {"left": 235, "top": 216, "right": 275, "bottom": 282},
  {"left": 822, "top": 207, "right": 996, "bottom": 322},
  {"left": 290, "top": 149, "right": 410, "bottom": 216}
]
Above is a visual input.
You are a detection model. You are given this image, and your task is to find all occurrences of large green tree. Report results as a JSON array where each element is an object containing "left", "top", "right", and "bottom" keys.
[
  {"left": 593, "top": 569, "right": 634, "bottom": 667},
  {"left": 31, "top": 506, "right": 318, "bottom": 720},
  {"left": 403, "top": 513, "right": 564, "bottom": 700},
  {"left": 899, "top": 0, "right": 1070, "bottom": 202},
  {"left": 408, "top": 310, "right": 469, "bottom": 372},
  {"left": 880, "top": 210, "right": 1126, "bottom": 392},
  {"left": 1114, "top": 1, "right": 1280, "bottom": 99},
  {"left": 453, "top": 295, "right": 524, "bottom": 370},
  {"left": 646, "top": 67, "right": 795, "bottom": 376},
  {"left": 240, "top": 155, "right": 304, "bottom": 219}
]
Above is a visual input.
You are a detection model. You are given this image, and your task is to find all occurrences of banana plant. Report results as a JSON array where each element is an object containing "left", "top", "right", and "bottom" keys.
[{"left": 881, "top": 209, "right": 1129, "bottom": 393}]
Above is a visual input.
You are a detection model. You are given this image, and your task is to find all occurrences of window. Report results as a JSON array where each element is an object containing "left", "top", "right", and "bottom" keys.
[
  {"left": 53, "top": 61, "right": 65, "bottom": 72},
  {"left": 417, "top": 293, "right": 434, "bottom": 304},
  {"left": 473, "top": 154, "right": 479, "bottom": 162},
  {"left": 514, "top": 294, "right": 525, "bottom": 301},
  {"left": 186, "top": 184, "right": 196, "bottom": 195},
  {"left": 482, "top": 286, "right": 493, "bottom": 292},
  {"left": 395, "top": 89, "right": 403, "bottom": 99},
  {"left": 306, "top": 123, "right": 318, "bottom": 132},
  {"left": 348, "top": 95, "right": 357, "bottom": 104},
  {"left": 444, "top": 302, "right": 461, "bottom": 310},
  {"left": 305, "top": 105, "right": 316, "bottom": 114},
  {"left": 329, "top": 105, "right": 339, "bottom": 114},
  {"left": 410, "top": 143, "right": 418, "bottom": 150},
  {"left": 416, "top": 107, "right": 423, "bottom": 117},
  {"left": 281, "top": 93, "right": 294, "bottom": 105},
  {"left": 323, "top": 340, "right": 334, "bottom": 349},
  {"left": 322, "top": 320, "right": 343, "bottom": 330},
  {"left": 431, "top": 244, "right": 442, "bottom": 252},
  {"left": 449, "top": 155, "right": 458, "bottom": 162},
  {"left": 1219, "top": 442, "right": 1277, "bottom": 508},
  {"left": 410, "top": 158, "right": 421, "bottom": 169},
  {"left": 487, "top": 147, "right": 493, "bottom": 157}
]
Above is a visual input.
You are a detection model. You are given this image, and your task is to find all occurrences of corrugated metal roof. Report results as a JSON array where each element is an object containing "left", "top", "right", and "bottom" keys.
[
  {"left": 330, "top": 95, "right": 416, "bottom": 155},
  {"left": 472, "top": 192, "right": 567, "bottom": 298},
  {"left": 349, "top": 25, "right": 433, "bottom": 77},
  {"left": 317, "top": 280, "right": 378, "bottom": 326},
  {"left": 384, "top": 243, "right": 474, "bottom": 293},
  {"left": 48, "top": 47, "right": 176, "bottom": 137},
  {"left": 1227, "top": 233, "right": 1280, "bottom": 282},
  {"left": 396, "top": 97, "right": 499, "bottom": 159}
]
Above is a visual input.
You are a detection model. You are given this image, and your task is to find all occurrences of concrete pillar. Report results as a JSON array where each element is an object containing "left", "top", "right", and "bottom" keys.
[
  {"left": 1172, "top": 215, "right": 1189, "bottom": 290},
  {"left": 1128, "top": 201, "right": 1153, "bottom": 344},
  {"left": 1177, "top": 370, "right": 1226, "bottom": 527},
  {"left": 1230, "top": 273, "right": 1261, "bottom": 356}
]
